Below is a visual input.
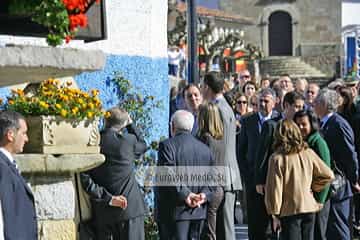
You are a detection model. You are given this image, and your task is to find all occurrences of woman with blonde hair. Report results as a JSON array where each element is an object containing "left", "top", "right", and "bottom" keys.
[
  {"left": 197, "top": 102, "right": 224, "bottom": 240},
  {"left": 265, "top": 119, "right": 334, "bottom": 240}
]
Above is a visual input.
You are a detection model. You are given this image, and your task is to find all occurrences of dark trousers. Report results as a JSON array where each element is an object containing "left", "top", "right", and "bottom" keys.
[
  {"left": 245, "top": 186, "right": 270, "bottom": 240},
  {"left": 158, "top": 221, "right": 176, "bottom": 240},
  {"left": 314, "top": 200, "right": 330, "bottom": 240},
  {"left": 326, "top": 197, "right": 351, "bottom": 240},
  {"left": 175, "top": 220, "right": 204, "bottom": 240},
  {"left": 96, "top": 215, "right": 144, "bottom": 240},
  {"left": 280, "top": 213, "right": 315, "bottom": 240}
]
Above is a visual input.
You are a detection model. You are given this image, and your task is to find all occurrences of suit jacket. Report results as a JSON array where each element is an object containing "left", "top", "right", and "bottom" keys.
[
  {"left": 255, "top": 115, "right": 283, "bottom": 185},
  {"left": 0, "top": 152, "right": 37, "bottom": 240},
  {"left": 216, "top": 96, "right": 242, "bottom": 191},
  {"left": 238, "top": 111, "right": 279, "bottom": 187},
  {"left": 155, "top": 131, "right": 214, "bottom": 222},
  {"left": 321, "top": 113, "right": 358, "bottom": 200},
  {"left": 80, "top": 124, "right": 147, "bottom": 225}
]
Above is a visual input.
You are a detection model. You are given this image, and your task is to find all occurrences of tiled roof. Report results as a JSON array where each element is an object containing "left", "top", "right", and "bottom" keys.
[{"left": 177, "top": 2, "right": 255, "bottom": 25}]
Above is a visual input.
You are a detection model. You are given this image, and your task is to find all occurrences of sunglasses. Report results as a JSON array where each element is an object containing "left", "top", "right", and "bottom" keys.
[
  {"left": 237, "top": 101, "right": 248, "bottom": 104},
  {"left": 259, "top": 99, "right": 270, "bottom": 103}
]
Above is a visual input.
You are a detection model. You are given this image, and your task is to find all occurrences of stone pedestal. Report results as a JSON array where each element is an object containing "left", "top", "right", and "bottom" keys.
[{"left": 16, "top": 154, "right": 105, "bottom": 240}]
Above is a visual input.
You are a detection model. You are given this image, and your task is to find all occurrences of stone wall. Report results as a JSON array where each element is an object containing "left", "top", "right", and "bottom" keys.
[
  {"left": 0, "top": 1, "right": 169, "bottom": 239},
  {"left": 219, "top": 0, "right": 341, "bottom": 63}
]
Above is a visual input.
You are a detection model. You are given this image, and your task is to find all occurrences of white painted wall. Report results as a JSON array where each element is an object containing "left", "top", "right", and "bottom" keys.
[
  {"left": 342, "top": 2, "right": 360, "bottom": 27},
  {"left": 0, "top": 0, "right": 168, "bottom": 58}
]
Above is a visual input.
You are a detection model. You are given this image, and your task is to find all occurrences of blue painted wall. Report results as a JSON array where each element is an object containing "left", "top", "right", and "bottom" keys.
[
  {"left": 0, "top": 54, "right": 169, "bottom": 143},
  {"left": 75, "top": 54, "right": 169, "bottom": 142}
]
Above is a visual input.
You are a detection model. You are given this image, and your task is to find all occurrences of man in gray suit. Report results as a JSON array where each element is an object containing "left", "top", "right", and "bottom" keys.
[{"left": 202, "top": 72, "right": 242, "bottom": 240}]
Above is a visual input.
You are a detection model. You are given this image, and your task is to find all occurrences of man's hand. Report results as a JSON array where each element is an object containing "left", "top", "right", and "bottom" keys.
[
  {"left": 353, "top": 182, "right": 360, "bottom": 193},
  {"left": 111, "top": 195, "right": 127, "bottom": 209},
  {"left": 256, "top": 184, "right": 265, "bottom": 195},
  {"left": 185, "top": 193, "right": 206, "bottom": 208}
]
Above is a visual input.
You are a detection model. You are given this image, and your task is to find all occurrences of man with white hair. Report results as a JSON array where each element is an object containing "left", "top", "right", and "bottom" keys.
[
  {"left": 313, "top": 89, "right": 360, "bottom": 240},
  {"left": 156, "top": 110, "right": 214, "bottom": 240}
]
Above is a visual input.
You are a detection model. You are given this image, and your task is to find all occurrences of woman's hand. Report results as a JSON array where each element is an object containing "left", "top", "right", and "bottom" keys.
[{"left": 272, "top": 215, "right": 281, "bottom": 233}]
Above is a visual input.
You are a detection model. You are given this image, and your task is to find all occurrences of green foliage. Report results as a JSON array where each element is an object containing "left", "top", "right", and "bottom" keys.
[
  {"left": 111, "top": 72, "right": 163, "bottom": 140},
  {"left": 32, "top": 0, "right": 70, "bottom": 46}
]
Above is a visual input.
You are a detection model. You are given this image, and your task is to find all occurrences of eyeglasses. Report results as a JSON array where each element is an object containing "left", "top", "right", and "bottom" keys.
[
  {"left": 237, "top": 101, "right": 248, "bottom": 104},
  {"left": 259, "top": 99, "right": 270, "bottom": 103},
  {"left": 251, "top": 102, "right": 258, "bottom": 106}
]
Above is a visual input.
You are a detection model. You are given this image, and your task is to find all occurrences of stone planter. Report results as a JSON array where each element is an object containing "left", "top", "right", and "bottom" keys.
[{"left": 24, "top": 116, "right": 100, "bottom": 154}]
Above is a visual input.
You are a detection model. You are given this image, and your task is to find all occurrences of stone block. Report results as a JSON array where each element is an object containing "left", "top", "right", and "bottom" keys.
[
  {"left": 16, "top": 154, "right": 105, "bottom": 174},
  {"left": 38, "top": 220, "right": 76, "bottom": 240},
  {"left": 34, "top": 181, "right": 75, "bottom": 220},
  {"left": 0, "top": 45, "right": 106, "bottom": 87}
]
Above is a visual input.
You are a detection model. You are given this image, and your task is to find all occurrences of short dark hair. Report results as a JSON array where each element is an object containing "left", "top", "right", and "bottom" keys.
[
  {"left": 203, "top": 72, "right": 224, "bottom": 94},
  {"left": 293, "top": 109, "right": 320, "bottom": 136},
  {"left": 283, "top": 91, "right": 305, "bottom": 106},
  {"left": 182, "top": 84, "right": 201, "bottom": 98},
  {"left": 0, "top": 110, "right": 25, "bottom": 141}
]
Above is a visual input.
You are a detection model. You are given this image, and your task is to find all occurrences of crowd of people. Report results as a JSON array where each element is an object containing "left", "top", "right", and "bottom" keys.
[
  {"left": 163, "top": 69, "right": 360, "bottom": 240},
  {"left": 3, "top": 70, "right": 360, "bottom": 240}
]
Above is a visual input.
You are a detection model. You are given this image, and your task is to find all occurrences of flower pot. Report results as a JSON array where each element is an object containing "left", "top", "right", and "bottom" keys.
[{"left": 24, "top": 116, "right": 100, "bottom": 154}]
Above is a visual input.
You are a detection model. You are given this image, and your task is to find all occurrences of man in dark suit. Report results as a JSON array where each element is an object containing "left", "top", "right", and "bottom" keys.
[
  {"left": 202, "top": 72, "right": 242, "bottom": 240},
  {"left": 255, "top": 91, "right": 305, "bottom": 195},
  {"left": 237, "top": 88, "right": 278, "bottom": 240},
  {"left": 156, "top": 110, "right": 213, "bottom": 240},
  {"left": 313, "top": 88, "right": 360, "bottom": 240},
  {"left": 0, "top": 110, "right": 37, "bottom": 240},
  {"left": 81, "top": 107, "right": 147, "bottom": 240}
]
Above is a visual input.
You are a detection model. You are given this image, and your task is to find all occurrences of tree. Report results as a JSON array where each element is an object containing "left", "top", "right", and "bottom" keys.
[{"left": 167, "top": 0, "right": 262, "bottom": 74}]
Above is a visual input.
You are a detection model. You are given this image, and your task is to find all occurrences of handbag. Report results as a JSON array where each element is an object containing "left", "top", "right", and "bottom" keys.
[{"left": 328, "top": 159, "right": 347, "bottom": 199}]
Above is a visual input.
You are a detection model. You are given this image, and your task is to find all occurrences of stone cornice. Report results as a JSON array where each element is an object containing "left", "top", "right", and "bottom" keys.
[{"left": 0, "top": 45, "right": 106, "bottom": 87}]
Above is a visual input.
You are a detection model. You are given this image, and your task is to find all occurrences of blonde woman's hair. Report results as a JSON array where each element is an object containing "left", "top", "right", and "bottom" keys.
[
  {"left": 197, "top": 102, "right": 224, "bottom": 140},
  {"left": 273, "top": 119, "right": 307, "bottom": 155}
]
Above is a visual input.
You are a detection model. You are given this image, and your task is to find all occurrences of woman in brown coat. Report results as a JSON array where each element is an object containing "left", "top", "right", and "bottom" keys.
[{"left": 265, "top": 119, "right": 334, "bottom": 240}]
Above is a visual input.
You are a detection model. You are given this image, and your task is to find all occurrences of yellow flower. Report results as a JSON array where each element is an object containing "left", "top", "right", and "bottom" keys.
[
  {"left": 77, "top": 98, "right": 84, "bottom": 104},
  {"left": 66, "top": 81, "right": 72, "bottom": 86},
  {"left": 39, "top": 101, "right": 49, "bottom": 109},
  {"left": 8, "top": 100, "right": 14, "bottom": 105},
  {"left": 87, "top": 111, "right": 94, "bottom": 118},
  {"left": 16, "top": 89, "right": 24, "bottom": 96},
  {"left": 82, "top": 103, "right": 87, "bottom": 109},
  {"left": 104, "top": 111, "right": 111, "bottom": 118},
  {"left": 55, "top": 104, "right": 62, "bottom": 109},
  {"left": 60, "top": 109, "right": 67, "bottom": 117},
  {"left": 91, "top": 89, "right": 99, "bottom": 96},
  {"left": 88, "top": 103, "right": 94, "bottom": 109},
  {"left": 71, "top": 107, "right": 79, "bottom": 115}
]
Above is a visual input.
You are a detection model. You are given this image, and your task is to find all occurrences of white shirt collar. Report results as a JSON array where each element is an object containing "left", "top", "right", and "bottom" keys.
[
  {"left": 258, "top": 112, "right": 273, "bottom": 122},
  {"left": 320, "top": 112, "right": 334, "bottom": 128},
  {"left": 0, "top": 147, "right": 14, "bottom": 164}
]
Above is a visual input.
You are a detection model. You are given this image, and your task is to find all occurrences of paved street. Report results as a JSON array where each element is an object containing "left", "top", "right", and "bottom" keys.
[{"left": 235, "top": 225, "right": 249, "bottom": 240}]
